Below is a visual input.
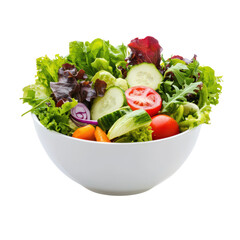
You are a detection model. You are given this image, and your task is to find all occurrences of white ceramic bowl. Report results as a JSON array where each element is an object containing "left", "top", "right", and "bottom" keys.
[{"left": 32, "top": 114, "right": 201, "bottom": 195}]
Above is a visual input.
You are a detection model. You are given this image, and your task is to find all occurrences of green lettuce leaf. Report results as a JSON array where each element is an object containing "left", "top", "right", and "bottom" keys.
[
  {"left": 22, "top": 54, "right": 66, "bottom": 108},
  {"left": 170, "top": 105, "right": 184, "bottom": 123},
  {"left": 91, "top": 70, "right": 128, "bottom": 91},
  {"left": 198, "top": 66, "right": 222, "bottom": 106},
  {"left": 91, "top": 70, "right": 116, "bottom": 89},
  {"left": 67, "top": 38, "right": 127, "bottom": 78},
  {"left": 36, "top": 54, "right": 66, "bottom": 87},
  {"left": 115, "top": 78, "right": 128, "bottom": 91},
  {"left": 169, "top": 58, "right": 187, "bottom": 66},
  {"left": 32, "top": 99, "right": 78, "bottom": 136},
  {"left": 187, "top": 60, "right": 200, "bottom": 80},
  {"left": 115, "top": 60, "right": 128, "bottom": 78},
  {"left": 68, "top": 41, "right": 94, "bottom": 75},
  {"left": 108, "top": 43, "right": 127, "bottom": 65},
  {"left": 22, "top": 84, "right": 51, "bottom": 106},
  {"left": 91, "top": 58, "right": 113, "bottom": 73},
  {"left": 178, "top": 104, "right": 211, "bottom": 132},
  {"left": 115, "top": 126, "right": 152, "bottom": 143},
  {"left": 157, "top": 80, "right": 175, "bottom": 102}
]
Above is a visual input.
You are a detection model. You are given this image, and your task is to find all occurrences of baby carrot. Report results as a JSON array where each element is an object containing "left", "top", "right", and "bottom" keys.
[
  {"left": 72, "top": 125, "right": 96, "bottom": 141},
  {"left": 95, "top": 126, "right": 111, "bottom": 142}
]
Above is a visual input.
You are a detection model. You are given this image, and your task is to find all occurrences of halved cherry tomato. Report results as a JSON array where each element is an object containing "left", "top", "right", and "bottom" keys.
[
  {"left": 150, "top": 115, "right": 179, "bottom": 140},
  {"left": 125, "top": 86, "right": 162, "bottom": 116}
]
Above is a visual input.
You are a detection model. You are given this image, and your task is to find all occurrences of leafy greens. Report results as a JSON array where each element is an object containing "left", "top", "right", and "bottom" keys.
[
  {"left": 67, "top": 38, "right": 127, "bottom": 78},
  {"left": 22, "top": 38, "right": 128, "bottom": 136},
  {"left": 21, "top": 36, "right": 222, "bottom": 141},
  {"left": 115, "top": 126, "right": 152, "bottom": 143},
  {"left": 157, "top": 54, "right": 222, "bottom": 131},
  {"left": 32, "top": 99, "right": 78, "bottom": 136}
]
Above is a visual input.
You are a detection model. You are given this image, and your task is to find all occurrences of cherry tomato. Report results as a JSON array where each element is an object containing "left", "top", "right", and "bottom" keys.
[
  {"left": 125, "top": 86, "right": 162, "bottom": 116},
  {"left": 150, "top": 115, "right": 179, "bottom": 140}
]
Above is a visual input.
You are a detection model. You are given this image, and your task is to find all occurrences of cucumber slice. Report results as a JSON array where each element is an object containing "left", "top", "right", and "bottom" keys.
[
  {"left": 107, "top": 109, "right": 152, "bottom": 140},
  {"left": 98, "top": 106, "right": 132, "bottom": 131},
  {"left": 91, "top": 87, "right": 127, "bottom": 120},
  {"left": 126, "top": 63, "right": 163, "bottom": 90}
]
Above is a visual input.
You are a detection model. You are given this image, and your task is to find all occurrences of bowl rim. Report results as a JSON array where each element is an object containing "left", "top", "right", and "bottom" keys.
[{"left": 32, "top": 113, "right": 201, "bottom": 145}]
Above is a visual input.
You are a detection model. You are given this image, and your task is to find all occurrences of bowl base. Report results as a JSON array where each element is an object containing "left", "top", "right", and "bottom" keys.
[{"left": 85, "top": 187, "right": 152, "bottom": 196}]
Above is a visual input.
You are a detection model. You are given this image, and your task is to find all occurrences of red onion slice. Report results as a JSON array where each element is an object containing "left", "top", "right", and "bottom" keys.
[
  {"left": 71, "top": 103, "right": 90, "bottom": 121},
  {"left": 70, "top": 115, "right": 86, "bottom": 127},
  {"left": 70, "top": 103, "right": 98, "bottom": 126},
  {"left": 70, "top": 115, "right": 98, "bottom": 126}
]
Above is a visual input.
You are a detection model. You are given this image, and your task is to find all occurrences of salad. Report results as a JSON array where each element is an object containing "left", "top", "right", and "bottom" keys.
[{"left": 21, "top": 36, "right": 222, "bottom": 143}]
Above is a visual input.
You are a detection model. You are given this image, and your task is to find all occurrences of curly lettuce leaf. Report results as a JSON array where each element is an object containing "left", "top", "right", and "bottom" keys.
[
  {"left": 32, "top": 99, "right": 78, "bottom": 136},
  {"left": 115, "top": 126, "right": 152, "bottom": 143},
  {"left": 68, "top": 38, "right": 127, "bottom": 78},
  {"left": 67, "top": 41, "right": 93, "bottom": 75},
  {"left": 36, "top": 54, "right": 66, "bottom": 87},
  {"left": 178, "top": 105, "right": 211, "bottom": 132},
  {"left": 198, "top": 66, "right": 222, "bottom": 106},
  {"left": 22, "top": 54, "right": 66, "bottom": 108}
]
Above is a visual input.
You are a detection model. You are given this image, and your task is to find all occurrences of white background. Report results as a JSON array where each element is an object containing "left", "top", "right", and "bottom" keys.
[{"left": 1, "top": 0, "right": 240, "bottom": 239}]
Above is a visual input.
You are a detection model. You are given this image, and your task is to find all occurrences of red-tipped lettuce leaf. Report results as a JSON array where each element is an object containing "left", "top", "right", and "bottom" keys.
[
  {"left": 51, "top": 63, "right": 100, "bottom": 104},
  {"left": 50, "top": 64, "right": 82, "bottom": 102},
  {"left": 94, "top": 79, "right": 107, "bottom": 97},
  {"left": 127, "top": 36, "right": 163, "bottom": 68},
  {"left": 80, "top": 81, "right": 96, "bottom": 102}
]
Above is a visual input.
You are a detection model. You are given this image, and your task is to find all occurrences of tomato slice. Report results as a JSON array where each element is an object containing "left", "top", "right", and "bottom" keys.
[{"left": 125, "top": 86, "right": 162, "bottom": 116}]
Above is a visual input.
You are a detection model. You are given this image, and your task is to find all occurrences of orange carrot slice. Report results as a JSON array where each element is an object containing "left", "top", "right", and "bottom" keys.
[
  {"left": 95, "top": 126, "right": 111, "bottom": 142},
  {"left": 72, "top": 125, "right": 96, "bottom": 141}
]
